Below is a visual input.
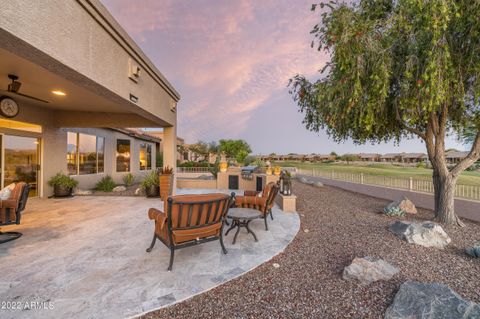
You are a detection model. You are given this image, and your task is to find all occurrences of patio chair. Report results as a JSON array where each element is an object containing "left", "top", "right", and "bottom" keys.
[
  {"left": 234, "top": 182, "right": 279, "bottom": 231},
  {"left": 147, "top": 193, "right": 234, "bottom": 271},
  {"left": 0, "top": 182, "right": 31, "bottom": 244}
]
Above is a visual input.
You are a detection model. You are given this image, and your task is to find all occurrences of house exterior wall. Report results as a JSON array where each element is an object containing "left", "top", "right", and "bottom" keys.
[
  {"left": 0, "top": 104, "right": 157, "bottom": 197},
  {"left": 0, "top": 0, "right": 179, "bottom": 126}
]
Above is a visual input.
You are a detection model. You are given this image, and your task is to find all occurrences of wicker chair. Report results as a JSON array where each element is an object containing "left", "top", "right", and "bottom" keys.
[
  {"left": 147, "top": 193, "right": 233, "bottom": 271},
  {"left": 0, "top": 182, "right": 31, "bottom": 244},
  {"left": 234, "top": 182, "right": 279, "bottom": 230}
]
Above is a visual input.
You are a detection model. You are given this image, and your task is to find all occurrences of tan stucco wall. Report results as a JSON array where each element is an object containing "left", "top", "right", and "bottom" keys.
[
  {"left": 177, "top": 179, "right": 217, "bottom": 189},
  {"left": 0, "top": 0, "right": 179, "bottom": 126},
  {"left": 0, "top": 103, "right": 158, "bottom": 197}
]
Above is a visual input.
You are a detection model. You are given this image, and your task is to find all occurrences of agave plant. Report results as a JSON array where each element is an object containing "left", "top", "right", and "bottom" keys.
[
  {"left": 383, "top": 205, "right": 405, "bottom": 217},
  {"left": 466, "top": 243, "right": 480, "bottom": 258}
]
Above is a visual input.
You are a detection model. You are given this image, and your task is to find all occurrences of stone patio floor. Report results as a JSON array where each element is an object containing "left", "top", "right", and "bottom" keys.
[{"left": 0, "top": 190, "right": 299, "bottom": 319}]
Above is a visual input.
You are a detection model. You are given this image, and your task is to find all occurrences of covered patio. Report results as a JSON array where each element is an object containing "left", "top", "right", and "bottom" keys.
[{"left": 0, "top": 192, "right": 299, "bottom": 319}]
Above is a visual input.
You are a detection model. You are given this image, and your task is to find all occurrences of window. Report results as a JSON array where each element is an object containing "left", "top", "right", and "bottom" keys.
[
  {"left": 139, "top": 143, "right": 152, "bottom": 170},
  {"left": 67, "top": 132, "right": 78, "bottom": 175},
  {"left": 97, "top": 137, "right": 105, "bottom": 173},
  {"left": 116, "top": 139, "right": 131, "bottom": 172},
  {"left": 79, "top": 134, "right": 97, "bottom": 175},
  {"left": 67, "top": 132, "right": 105, "bottom": 175}
]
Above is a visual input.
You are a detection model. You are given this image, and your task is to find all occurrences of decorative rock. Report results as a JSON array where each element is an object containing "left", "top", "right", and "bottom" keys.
[
  {"left": 385, "top": 196, "right": 417, "bottom": 215},
  {"left": 313, "top": 181, "right": 324, "bottom": 187},
  {"left": 134, "top": 188, "right": 143, "bottom": 196},
  {"left": 303, "top": 229, "right": 310, "bottom": 233},
  {"left": 385, "top": 281, "right": 480, "bottom": 319},
  {"left": 466, "top": 243, "right": 480, "bottom": 258},
  {"left": 272, "top": 263, "right": 280, "bottom": 268},
  {"left": 299, "top": 177, "right": 309, "bottom": 184},
  {"left": 343, "top": 257, "right": 399, "bottom": 285},
  {"left": 74, "top": 189, "right": 93, "bottom": 196},
  {"left": 112, "top": 186, "right": 127, "bottom": 192},
  {"left": 390, "top": 221, "right": 451, "bottom": 249}
]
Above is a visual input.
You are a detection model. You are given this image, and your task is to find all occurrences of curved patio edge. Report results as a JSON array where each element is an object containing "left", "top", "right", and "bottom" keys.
[{"left": 129, "top": 206, "right": 300, "bottom": 319}]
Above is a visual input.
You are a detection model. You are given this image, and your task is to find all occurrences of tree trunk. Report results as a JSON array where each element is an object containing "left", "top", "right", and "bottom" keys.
[{"left": 432, "top": 171, "right": 463, "bottom": 226}]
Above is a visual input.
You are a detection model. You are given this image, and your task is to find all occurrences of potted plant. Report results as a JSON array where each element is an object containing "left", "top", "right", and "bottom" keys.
[
  {"left": 48, "top": 172, "right": 78, "bottom": 197},
  {"left": 141, "top": 171, "right": 159, "bottom": 197},
  {"left": 159, "top": 166, "right": 174, "bottom": 201}
]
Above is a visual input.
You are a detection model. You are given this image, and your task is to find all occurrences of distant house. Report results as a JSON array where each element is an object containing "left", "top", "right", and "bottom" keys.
[
  {"left": 445, "top": 151, "right": 469, "bottom": 164},
  {"left": 401, "top": 153, "right": 428, "bottom": 163},
  {"left": 380, "top": 153, "right": 402, "bottom": 162},
  {"left": 359, "top": 153, "right": 381, "bottom": 162}
]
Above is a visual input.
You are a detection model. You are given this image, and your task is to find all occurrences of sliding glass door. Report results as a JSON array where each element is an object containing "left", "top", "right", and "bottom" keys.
[{"left": 2, "top": 135, "right": 40, "bottom": 197}]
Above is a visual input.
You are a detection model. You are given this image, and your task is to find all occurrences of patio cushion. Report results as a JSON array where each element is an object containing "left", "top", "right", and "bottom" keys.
[
  {"left": 0, "top": 182, "right": 27, "bottom": 224},
  {"left": 0, "top": 187, "right": 12, "bottom": 200},
  {"left": 235, "top": 196, "right": 268, "bottom": 214},
  {"left": 172, "top": 222, "right": 222, "bottom": 244}
]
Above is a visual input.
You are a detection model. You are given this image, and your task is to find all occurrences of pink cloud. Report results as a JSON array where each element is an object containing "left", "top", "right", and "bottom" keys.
[{"left": 101, "top": 0, "right": 328, "bottom": 143}]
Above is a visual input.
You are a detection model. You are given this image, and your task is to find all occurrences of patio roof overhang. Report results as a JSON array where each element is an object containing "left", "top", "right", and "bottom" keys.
[{"left": 0, "top": 0, "right": 180, "bottom": 128}]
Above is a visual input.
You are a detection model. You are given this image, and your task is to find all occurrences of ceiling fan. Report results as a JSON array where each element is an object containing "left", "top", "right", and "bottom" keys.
[{"left": 2, "top": 74, "right": 49, "bottom": 103}]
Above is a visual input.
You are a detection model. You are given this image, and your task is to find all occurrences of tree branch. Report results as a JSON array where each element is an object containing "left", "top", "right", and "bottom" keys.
[{"left": 451, "top": 131, "right": 480, "bottom": 176}]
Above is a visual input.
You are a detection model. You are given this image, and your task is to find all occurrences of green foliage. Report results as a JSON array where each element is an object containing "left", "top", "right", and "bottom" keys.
[
  {"left": 122, "top": 173, "right": 135, "bottom": 186},
  {"left": 330, "top": 151, "right": 338, "bottom": 158},
  {"left": 465, "top": 163, "right": 480, "bottom": 172},
  {"left": 189, "top": 141, "right": 210, "bottom": 158},
  {"left": 156, "top": 151, "right": 163, "bottom": 169},
  {"left": 178, "top": 161, "right": 211, "bottom": 168},
  {"left": 48, "top": 172, "right": 78, "bottom": 188},
  {"left": 243, "top": 155, "right": 257, "bottom": 166},
  {"left": 218, "top": 139, "right": 252, "bottom": 161},
  {"left": 290, "top": 0, "right": 480, "bottom": 145},
  {"left": 383, "top": 205, "right": 406, "bottom": 217},
  {"left": 160, "top": 166, "right": 174, "bottom": 174},
  {"left": 95, "top": 175, "right": 116, "bottom": 192},
  {"left": 416, "top": 162, "right": 427, "bottom": 169},
  {"left": 466, "top": 243, "right": 480, "bottom": 258},
  {"left": 141, "top": 170, "right": 159, "bottom": 188}
]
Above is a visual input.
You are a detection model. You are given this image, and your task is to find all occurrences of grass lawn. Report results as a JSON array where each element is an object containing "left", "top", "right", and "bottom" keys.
[{"left": 274, "top": 161, "right": 480, "bottom": 186}]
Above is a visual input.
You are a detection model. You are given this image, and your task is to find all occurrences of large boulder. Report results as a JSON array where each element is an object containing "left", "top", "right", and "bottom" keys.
[
  {"left": 390, "top": 221, "right": 451, "bottom": 249},
  {"left": 384, "top": 196, "right": 417, "bottom": 215},
  {"left": 343, "top": 257, "right": 399, "bottom": 285},
  {"left": 112, "top": 186, "right": 127, "bottom": 192},
  {"left": 313, "top": 181, "right": 324, "bottom": 187},
  {"left": 385, "top": 281, "right": 480, "bottom": 319}
]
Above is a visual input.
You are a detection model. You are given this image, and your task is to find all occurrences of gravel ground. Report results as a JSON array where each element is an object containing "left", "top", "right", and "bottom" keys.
[{"left": 142, "top": 181, "right": 480, "bottom": 319}]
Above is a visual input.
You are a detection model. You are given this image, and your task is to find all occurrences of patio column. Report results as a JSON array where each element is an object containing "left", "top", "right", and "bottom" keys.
[{"left": 163, "top": 124, "right": 177, "bottom": 194}]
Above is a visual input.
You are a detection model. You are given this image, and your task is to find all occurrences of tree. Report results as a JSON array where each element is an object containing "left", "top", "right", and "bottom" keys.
[
  {"left": 290, "top": 1, "right": 480, "bottom": 225},
  {"left": 218, "top": 139, "right": 252, "bottom": 163},
  {"left": 188, "top": 141, "right": 209, "bottom": 161},
  {"left": 330, "top": 151, "right": 338, "bottom": 158}
]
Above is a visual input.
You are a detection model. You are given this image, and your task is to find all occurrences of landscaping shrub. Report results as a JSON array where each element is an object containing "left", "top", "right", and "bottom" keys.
[
  {"left": 141, "top": 171, "right": 159, "bottom": 189},
  {"left": 122, "top": 173, "right": 135, "bottom": 186},
  {"left": 48, "top": 172, "right": 79, "bottom": 189},
  {"left": 466, "top": 163, "right": 480, "bottom": 172},
  {"left": 416, "top": 162, "right": 427, "bottom": 169},
  {"left": 95, "top": 175, "right": 116, "bottom": 192}
]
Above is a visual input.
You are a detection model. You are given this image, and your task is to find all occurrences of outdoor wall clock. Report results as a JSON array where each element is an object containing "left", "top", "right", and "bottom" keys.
[{"left": 0, "top": 96, "right": 20, "bottom": 118}]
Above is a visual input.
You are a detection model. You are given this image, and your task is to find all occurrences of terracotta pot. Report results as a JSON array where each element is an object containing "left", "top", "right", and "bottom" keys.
[
  {"left": 274, "top": 166, "right": 281, "bottom": 176},
  {"left": 219, "top": 162, "right": 228, "bottom": 173},
  {"left": 159, "top": 173, "right": 174, "bottom": 201},
  {"left": 145, "top": 185, "right": 159, "bottom": 198},
  {"left": 53, "top": 185, "right": 73, "bottom": 197}
]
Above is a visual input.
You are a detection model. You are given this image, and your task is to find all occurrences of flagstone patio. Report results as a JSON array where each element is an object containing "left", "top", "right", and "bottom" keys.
[{"left": 0, "top": 191, "right": 299, "bottom": 319}]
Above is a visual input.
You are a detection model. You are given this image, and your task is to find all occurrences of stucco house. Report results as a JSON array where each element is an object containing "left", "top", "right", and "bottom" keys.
[{"left": 0, "top": 0, "right": 180, "bottom": 197}]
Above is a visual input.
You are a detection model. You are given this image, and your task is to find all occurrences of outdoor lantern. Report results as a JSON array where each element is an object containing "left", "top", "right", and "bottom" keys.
[{"left": 279, "top": 171, "right": 292, "bottom": 196}]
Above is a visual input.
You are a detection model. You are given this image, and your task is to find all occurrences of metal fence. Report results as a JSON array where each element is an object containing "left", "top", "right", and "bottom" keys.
[
  {"left": 297, "top": 168, "right": 480, "bottom": 201},
  {"left": 176, "top": 167, "right": 212, "bottom": 173}
]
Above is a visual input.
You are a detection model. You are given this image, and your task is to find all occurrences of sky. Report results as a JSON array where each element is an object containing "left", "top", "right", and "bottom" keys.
[{"left": 101, "top": 0, "right": 465, "bottom": 155}]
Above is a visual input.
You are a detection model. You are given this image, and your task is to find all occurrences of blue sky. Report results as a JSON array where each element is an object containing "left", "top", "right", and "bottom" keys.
[{"left": 101, "top": 0, "right": 465, "bottom": 155}]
